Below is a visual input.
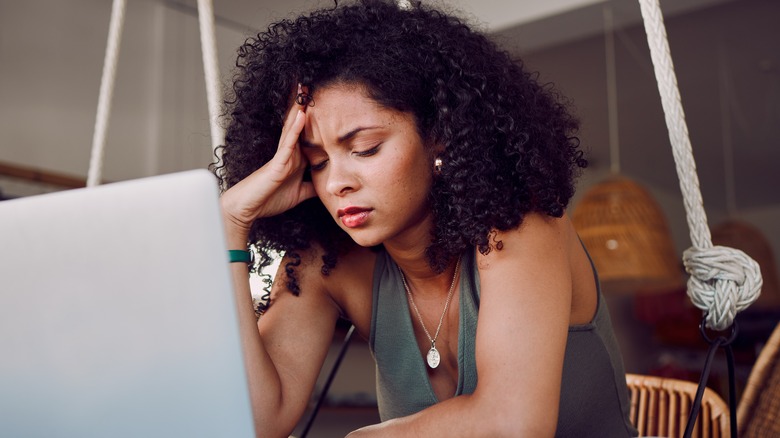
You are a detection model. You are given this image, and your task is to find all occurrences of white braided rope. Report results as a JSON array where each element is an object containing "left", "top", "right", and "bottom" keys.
[
  {"left": 638, "top": 0, "right": 761, "bottom": 330},
  {"left": 197, "top": 0, "right": 225, "bottom": 158},
  {"left": 87, "top": 0, "right": 126, "bottom": 187}
]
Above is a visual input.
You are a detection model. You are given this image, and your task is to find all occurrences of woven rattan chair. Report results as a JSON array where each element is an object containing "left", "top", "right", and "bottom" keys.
[
  {"left": 737, "top": 322, "right": 780, "bottom": 437},
  {"left": 625, "top": 373, "right": 730, "bottom": 438}
]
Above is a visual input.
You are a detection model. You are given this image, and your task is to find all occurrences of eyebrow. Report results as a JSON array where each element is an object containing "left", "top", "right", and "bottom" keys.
[{"left": 299, "top": 125, "right": 383, "bottom": 149}]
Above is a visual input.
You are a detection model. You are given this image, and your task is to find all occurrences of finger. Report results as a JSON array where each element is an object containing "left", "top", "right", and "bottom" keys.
[
  {"left": 280, "top": 83, "right": 308, "bottom": 138},
  {"left": 297, "top": 83, "right": 310, "bottom": 112},
  {"left": 276, "top": 109, "right": 306, "bottom": 159}
]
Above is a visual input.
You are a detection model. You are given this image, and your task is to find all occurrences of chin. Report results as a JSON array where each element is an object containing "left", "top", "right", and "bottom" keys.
[
  {"left": 349, "top": 236, "right": 385, "bottom": 248},
  {"left": 343, "top": 228, "right": 386, "bottom": 248}
]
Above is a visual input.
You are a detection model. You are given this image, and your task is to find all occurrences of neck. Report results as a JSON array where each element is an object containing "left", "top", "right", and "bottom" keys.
[
  {"left": 381, "top": 210, "right": 459, "bottom": 298},
  {"left": 384, "top": 241, "right": 432, "bottom": 279},
  {"left": 387, "top": 244, "right": 459, "bottom": 300},
  {"left": 382, "top": 210, "right": 436, "bottom": 279}
]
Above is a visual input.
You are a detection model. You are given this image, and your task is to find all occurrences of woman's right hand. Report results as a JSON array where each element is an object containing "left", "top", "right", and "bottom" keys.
[{"left": 220, "top": 84, "right": 317, "bottom": 241}]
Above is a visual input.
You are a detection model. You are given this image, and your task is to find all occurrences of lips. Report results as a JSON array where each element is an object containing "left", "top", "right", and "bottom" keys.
[{"left": 337, "top": 206, "right": 372, "bottom": 228}]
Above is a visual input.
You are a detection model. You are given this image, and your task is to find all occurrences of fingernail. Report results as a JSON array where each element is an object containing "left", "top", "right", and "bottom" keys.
[{"left": 298, "top": 83, "right": 302, "bottom": 95}]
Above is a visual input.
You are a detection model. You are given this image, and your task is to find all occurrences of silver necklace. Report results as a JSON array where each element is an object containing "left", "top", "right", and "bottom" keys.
[{"left": 399, "top": 259, "right": 461, "bottom": 369}]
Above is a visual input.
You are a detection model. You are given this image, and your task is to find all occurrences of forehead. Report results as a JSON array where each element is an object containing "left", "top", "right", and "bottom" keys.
[
  {"left": 302, "top": 84, "right": 413, "bottom": 141},
  {"left": 307, "top": 84, "right": 385, "bottom": 118}
]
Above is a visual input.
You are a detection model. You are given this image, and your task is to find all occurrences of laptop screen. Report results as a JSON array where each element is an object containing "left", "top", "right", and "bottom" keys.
[{"left": 0, "top": 170, "right": 255, "bottom": 437}]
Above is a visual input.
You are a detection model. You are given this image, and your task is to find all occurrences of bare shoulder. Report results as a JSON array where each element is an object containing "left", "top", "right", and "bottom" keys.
[
  {"left": 261, "top": 245, "right": 340, "bottom": 331},
  {"left": 475, "top": 212, "right": 575, "bottom": 315},
  {"left": 476, "top": 212, "right": 577, "bottom": 270},
  {"left": 475, "top": 211, "right": 597, "bottom": 325},
  {"left": 268, "top": 244, "right": 377, "bottom": 340},
  {"left": 323, "top": 245, "right": 377, "bottom": 339}
]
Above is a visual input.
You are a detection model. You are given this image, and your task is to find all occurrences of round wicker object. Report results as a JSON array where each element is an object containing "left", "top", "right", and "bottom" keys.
[
  {"left": 711, "top": 220, "right": 780, "bottom": 311},
  {"left": 572, "top": 176, "right": 683, "bottom": 294}
]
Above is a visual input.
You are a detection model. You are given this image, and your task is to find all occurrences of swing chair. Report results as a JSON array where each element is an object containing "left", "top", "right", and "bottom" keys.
[{"left": 87, "top": 0, "right": 764, "bottom": 437}]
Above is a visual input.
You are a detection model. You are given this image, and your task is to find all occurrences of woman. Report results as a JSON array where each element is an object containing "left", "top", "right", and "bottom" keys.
[{"left": 216, "top": 1, "right": 637, "bottom": 436}]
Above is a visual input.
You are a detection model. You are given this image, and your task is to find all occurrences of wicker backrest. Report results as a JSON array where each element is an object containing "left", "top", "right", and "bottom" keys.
[
  {"left": 737, "top": 322, "right": 780, "bottom": 437},
  {"left": 625, "top": 374, "right": 730, "bottom": 438}
]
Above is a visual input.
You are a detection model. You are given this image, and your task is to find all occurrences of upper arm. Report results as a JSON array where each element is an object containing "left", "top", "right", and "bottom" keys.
[
  {"left": 256, "top": 249, "right": 341, "bottom": 420},
  {"left": 473, "top": 213, "right": 576, "bottom": 434}
]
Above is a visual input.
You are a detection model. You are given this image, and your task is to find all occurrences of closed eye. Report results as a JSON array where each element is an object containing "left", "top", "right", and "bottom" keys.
[
  {"left": 309, "top": 159, "right": 328, "bottom": 172},
  {"left": 308, "top": 143, "right": 380, "bottom": 172},
  {"left": 354, "top": 144, "right": 381, "bottom": 157}
]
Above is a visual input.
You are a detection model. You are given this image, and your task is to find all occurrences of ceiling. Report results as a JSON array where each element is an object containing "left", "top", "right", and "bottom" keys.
[{"left": 174, "top": 0, "right": 736, "bottom": 51}]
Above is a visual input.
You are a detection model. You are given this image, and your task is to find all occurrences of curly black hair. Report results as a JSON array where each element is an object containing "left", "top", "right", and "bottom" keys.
[{"left": 214, "top": 0, "right": 586, "bottom": 296}]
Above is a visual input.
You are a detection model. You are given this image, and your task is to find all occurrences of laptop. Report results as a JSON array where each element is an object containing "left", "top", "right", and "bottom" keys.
[{"left": 0, "top": 170, "right": 255, "bottom": 437}]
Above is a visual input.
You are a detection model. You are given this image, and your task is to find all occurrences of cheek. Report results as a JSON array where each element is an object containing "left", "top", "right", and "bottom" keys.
[
  {"left": 311, "top": 176, "right": 330, "bottom": 203},
  {"left": 392, "top": 158, "right": 433, "bottom": 201}
]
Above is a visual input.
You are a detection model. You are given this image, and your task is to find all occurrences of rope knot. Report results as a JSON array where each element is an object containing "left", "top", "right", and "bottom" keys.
[{"left": 683, "top": 245, "right": 762, "bottom": 331}]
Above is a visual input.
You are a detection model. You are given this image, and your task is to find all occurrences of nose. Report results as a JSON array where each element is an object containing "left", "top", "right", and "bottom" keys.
[{"left": 324, "top": 156, "right": 359, "bottom": 196}]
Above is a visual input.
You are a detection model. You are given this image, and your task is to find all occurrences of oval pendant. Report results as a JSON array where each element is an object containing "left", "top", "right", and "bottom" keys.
[{"left": 426, "top": 346, "right": 441, "bottom": 369}]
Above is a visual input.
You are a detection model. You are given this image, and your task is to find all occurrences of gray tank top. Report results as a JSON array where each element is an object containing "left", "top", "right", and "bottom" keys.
[{"left": 368, "top": 248, "right": 638, "bottom": 437}]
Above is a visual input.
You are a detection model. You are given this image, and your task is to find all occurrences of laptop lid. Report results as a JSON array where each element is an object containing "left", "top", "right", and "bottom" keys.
[{"left": 0, "top": 170, "right": 255, "bottom": 437}]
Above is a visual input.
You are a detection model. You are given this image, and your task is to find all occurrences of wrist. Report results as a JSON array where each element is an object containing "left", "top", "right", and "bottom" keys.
[
  {"left": 225, "top": 232, "right": 250, "bottom": 250},
  {"left": 221, "top": 213, "right": 251, "bottom": 250},
  {"left": 227, "top": 249, "right": 253, "bottom": 264},
  {"left": 219, "top": 195, "right": 254, "bottom": 239}
]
